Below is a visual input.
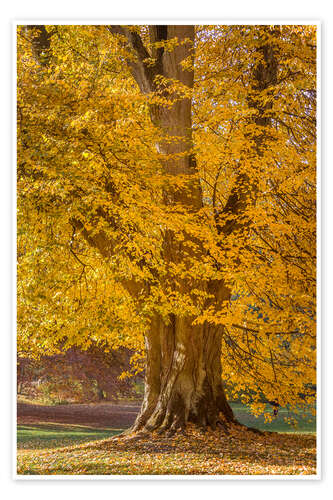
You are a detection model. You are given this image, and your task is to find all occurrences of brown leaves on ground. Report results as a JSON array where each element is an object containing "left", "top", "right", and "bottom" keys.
[{"left": 17, "top": 424, "right": 316, "bottom": 476}]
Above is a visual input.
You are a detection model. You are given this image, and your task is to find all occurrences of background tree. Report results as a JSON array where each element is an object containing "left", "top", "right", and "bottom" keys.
[
  {"left": 17, "top": 24, "right": 316, "bottom": 433},
  {"left": 17, "top": 345, "right": 142, "bottom": 403}
]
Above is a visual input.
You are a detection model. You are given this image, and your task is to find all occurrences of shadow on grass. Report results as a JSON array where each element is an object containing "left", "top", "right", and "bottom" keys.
[
  {"left": 231, "top": 403, "right": 316, "bottom": 434},
  {"left": 17, "top": 423, "right": 123, "bottom": 450}
]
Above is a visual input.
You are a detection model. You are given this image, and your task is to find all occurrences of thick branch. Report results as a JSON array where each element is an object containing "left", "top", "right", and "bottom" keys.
[
  {"left": 25, "top": 25, "right": 51, "bottom": 65},
  {"left": 215, "top": 30, "right": 279, "bottom": 238},
  {"left": 107, "top": 25, "right": 157, "bottom": 94}
]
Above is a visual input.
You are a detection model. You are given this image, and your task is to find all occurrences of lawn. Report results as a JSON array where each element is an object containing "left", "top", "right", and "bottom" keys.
[
  {"left": 17, "top": 403, "right": 316, "bottom": 476},
  {"left": 232, "top": 403, "right": 316, "bottom": 434},
  {"left": 17, "top": 423, "right": 123, "bottom": 450}
]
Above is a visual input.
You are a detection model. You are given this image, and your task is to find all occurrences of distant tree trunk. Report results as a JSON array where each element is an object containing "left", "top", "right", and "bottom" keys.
[
  {"left": 17, "top": 364, "right": 24, "bottom": 394},
  {"left": 97, "top": 387, "right": 105, "bottom": 401}
]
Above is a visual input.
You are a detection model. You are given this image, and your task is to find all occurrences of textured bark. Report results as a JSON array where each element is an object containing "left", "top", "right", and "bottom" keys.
[
  {"left": 132, "top": 317, "right": 234, "bottom": 433},
  {"left": 25, "top": 25, "right": 51, "bottom": 65},
  {"left": 113, "top": 26, "right": 279, "bottom": 433}
]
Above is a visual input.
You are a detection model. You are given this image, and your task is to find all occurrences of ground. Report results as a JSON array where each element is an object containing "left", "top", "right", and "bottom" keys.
[
  {"left": 17, "top": 400, "right": 317, "bottom": 476},
  {"left": 17, "top": 400, "right": 139, "bottom": 428}
]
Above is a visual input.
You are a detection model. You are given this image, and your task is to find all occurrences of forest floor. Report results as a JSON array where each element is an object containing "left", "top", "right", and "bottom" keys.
[{"left": 17, "top": 400, "right": 317, "bottom": 476}]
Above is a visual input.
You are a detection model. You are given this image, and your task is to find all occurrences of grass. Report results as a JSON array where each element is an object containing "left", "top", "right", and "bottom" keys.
[
  {"left": 231, "top": 403, "right": 316, "bottom": 434},
  {"left": 17, "top": 403, "right": 316, "bottom": 476},
  {"left": 17, "top": 423, "right": 123, "bottom": 450}
]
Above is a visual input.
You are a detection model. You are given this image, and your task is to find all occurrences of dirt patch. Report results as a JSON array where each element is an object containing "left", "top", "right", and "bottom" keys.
[{"left": 17, "top": 401, "right": 141, "bottom": 429}]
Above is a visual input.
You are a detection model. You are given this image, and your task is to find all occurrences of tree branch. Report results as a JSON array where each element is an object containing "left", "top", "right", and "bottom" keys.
[{"left": 107, "top": 25, "right": 157, "bottom": 94}]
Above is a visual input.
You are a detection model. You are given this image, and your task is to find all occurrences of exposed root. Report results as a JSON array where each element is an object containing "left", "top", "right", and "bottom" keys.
[
  {"left": 112, "top": 429, "right": 152, "bottom": 442},
  {"left": 216, "top": 420, "right": 230, "bottom": 435},
  {"left": 112, "top": 418, "right": 268, "bottom": 445},
  {"left": 114, "top": 416, "right": 236, "bottom": 441},
  {"left": 232, "top": 421, "right": 265, "bottom": 435},
  {"left": 110, "top": 418, "right": 268, "bottom": 447}
]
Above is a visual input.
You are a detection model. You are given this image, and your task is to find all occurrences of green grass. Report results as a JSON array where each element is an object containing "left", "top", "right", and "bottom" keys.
[
  {"left": 17, "top": 423, "right": 123, "bottom": 450},
  {"left": 231, "top": 403, "right": 316, "bottom": 434}
]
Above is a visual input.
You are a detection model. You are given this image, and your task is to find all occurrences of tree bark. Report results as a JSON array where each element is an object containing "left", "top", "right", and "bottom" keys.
[{"left": 132, "top": 317, "right": 234, "bottom": 433}]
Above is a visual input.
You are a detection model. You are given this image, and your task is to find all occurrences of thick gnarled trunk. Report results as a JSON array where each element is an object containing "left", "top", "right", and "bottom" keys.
[{"left": 133, "top": 317, "right": 234, "bottom": 433}]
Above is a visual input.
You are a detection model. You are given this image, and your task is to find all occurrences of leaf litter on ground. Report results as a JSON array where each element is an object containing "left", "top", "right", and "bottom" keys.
[{"left": 17, "top": 422, "right": 316, "bottom": 476}]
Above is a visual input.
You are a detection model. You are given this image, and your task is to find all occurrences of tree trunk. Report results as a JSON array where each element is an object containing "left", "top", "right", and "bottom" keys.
[
  {"left": 97, "top": 387, "right": 105, "bottom": 401},
  {"left": 132, "top": 317, "right": 234, "bottom": 433},
  {"left": 110, "top": 25, "right": 236, "bottom": 433}
]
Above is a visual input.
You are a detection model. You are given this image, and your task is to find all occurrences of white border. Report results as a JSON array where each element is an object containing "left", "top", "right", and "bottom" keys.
[{"left": 13, "top": 19, "right": 321, "bottom": 482}]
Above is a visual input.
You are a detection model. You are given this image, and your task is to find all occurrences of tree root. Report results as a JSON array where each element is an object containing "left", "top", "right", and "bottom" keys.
[
  {"left": 232, "top": 420, "right": 265, "bottom": 435},
  {"left": 216, "top": 420, "right": 230, "bottom": 435},
  {"left": 112, "top": 415, "right": 266, "bottom": 441}
]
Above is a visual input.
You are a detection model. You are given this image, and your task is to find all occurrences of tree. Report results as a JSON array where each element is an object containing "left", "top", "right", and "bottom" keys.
[
  {"left": 17, "top": 345, "right": 141, "bottom": 402},
  {"left": 17, "top": 25, "right": 316, "bottom": 434}
]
